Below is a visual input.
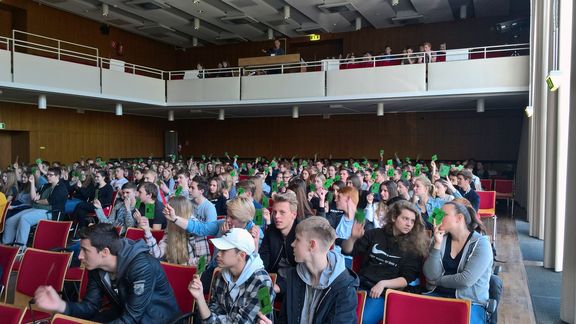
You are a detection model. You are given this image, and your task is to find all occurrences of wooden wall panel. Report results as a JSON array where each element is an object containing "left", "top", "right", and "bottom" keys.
[
  {"left": 0, "top": 102, "right": 171, "bottom": 164},
  {"left": 176, "top": 110, "right": 523, "bottom": 162},
  {"left": 0, "top": 7, "right": 12, "bottom": 38}
]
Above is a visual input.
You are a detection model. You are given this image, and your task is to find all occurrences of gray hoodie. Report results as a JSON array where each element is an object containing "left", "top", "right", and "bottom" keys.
[
  {"left": 297, "top": 251, "right": 347, "bottom": 324},
  {"left": 221, "top": 253, "right": 265, "bottom": 301},
  {"left": 423, "top": 231, "right": 493, "bottom": 305}
]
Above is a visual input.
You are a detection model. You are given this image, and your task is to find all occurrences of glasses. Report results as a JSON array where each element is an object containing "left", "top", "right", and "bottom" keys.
[{"left": 46, "top": 173, "right": 55, "bottom": 177}]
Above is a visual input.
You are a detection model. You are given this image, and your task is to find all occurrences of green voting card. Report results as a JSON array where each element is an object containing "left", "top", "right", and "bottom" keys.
[
  {"left": 457, "top": 165, "right": 464, "bottom": 171},
  {"left": 230, "top": 170, "right": 237, "bottom": 177},
  {"left": 405, "top": 157, "right": 411, "bottom": 163},
  {"left": 35, "top": 158, "right": 43, "bottom": 165},
  {"left": 401, "top": 171, "right": 408, "bottom": 180},
  {"left": 257, "top": 287, "right": 273, "bottom": 315},
  {"left": 387, "top": 159, "right": 393, "bottom": 166},
  {"left": 428, "top": 208, "right": 446, "bottom": 226},
  {"left": 249, "top": 168, "right": 255, "bottom": 176},
  {"left": 302, "top": 160, "right": 308, "bottom": 167},
  {"left": 197, "top": 255, "right": 207, "bottom": 276},
  {"left": 279, "top": 181, "right": 285, "bottom": 188},
  {"left": 262, "top": 197, "right": 269, "bottom": 208},
  {"left": 335, "top": 175, "right": 341, "bottom": 181},
  {"left": 174, "top": 186, "right": 183, "bottom": 197},
  {"left": 439, "top": 165, "right": 451, "bottom": 177},
  {"left": 135, "top": 198, "right": 142, "bottom": 210},
  {"left": 355, "top": 209, "right": 366, "bottom": 223},
  {"left": 254, "top": 209, "right": 264, "bottom": 226},
  {"left": 237, "top": 188, "right": 246, "bottom": 195},
  {"left": 270, "top": 161, "right": 277, "bottom": 168},
  {"left": 353, "top": 162, "right": 360, "bottom": 169},
  {"left": 431, "top": 154, "right": 438, "bottom": 162},
  {"left": 326, "top": 191, "right": 334, "bottom": 203},
  {"left": 271, "top": 182, "right": 278, "bottom": 193},
  {"left": 387, "top": 168, "right": 395, "bottom": 177},
  {"left": 323, "top": 178, "right": 334, "bottom": 189},
  {"left": 344, "top": 161, "right": 349, "bottom": 167},
  {"left": 309, "top": 184, "right": 316, "bottom": 192},
  {"left": 414, "top": 164, "right": 422, "bottom": 177},
  {"left": 371, "top": 183, "right": 380, "bottom": 194},
  {"left": 379, "top": 149, "right": 384, "bottom": 158},
  {"left": 145, "top": 203, "right": 155, "bottom": 219},
  {"left": 293, "top": 162, "right": 298, "bottom": 169},
  {"left": 372, "top": 172, "right": 377, "bottom": 180}
]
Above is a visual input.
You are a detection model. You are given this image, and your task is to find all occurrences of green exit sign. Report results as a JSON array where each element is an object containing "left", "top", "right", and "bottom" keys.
[{"left": 0, "top": 123, "right": 5, "bottom": 129}]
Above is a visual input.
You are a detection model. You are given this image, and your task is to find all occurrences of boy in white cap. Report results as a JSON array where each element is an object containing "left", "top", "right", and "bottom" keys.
[{"left": 189, "top": 228, "right": 274, "bottom": 323}]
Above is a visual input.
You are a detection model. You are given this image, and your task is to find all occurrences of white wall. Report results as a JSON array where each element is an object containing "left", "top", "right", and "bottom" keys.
[
  {"left": 101, "top": 69, "right": 165, "bottom": 103},
  {"left": 13, "top": 53, "right": 100, "bottom": 93},
  {"left": 167, "top": 77, "right": 240, "bottom": 103},
  {"left": 241, "top": 72, "right": 325, "bottom": 100},
  {"left": 0, "top": 50, "right": 11, "bottom": 83}
]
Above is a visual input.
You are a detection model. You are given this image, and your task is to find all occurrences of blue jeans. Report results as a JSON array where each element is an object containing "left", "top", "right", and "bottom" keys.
[
  {"left": 2, "top": 208, "right": 50, "bottom": 245},
  {"left": 361, "top": 294, "right": 384, "bottom": 324},
  {"left": 65, "top": 198, "right": 83, "bottom": 214}
]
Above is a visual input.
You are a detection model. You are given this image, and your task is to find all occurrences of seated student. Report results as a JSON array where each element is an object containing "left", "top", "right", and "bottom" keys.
[
  {"left": 456, "top": 170, "right": 480, "bottom": 211},
  {"left": 341, "top": 200, "right": 429, "bottom": 324},
  {"left": 93, "top": 182, "right": 138, "bottom": 235},
  {"left": 143, "top": 170, "right": 168, "bottom": 204},
  {"left": 1, "top": 170, "right": 19, "bottom": 203},
  {"left": 110, "top": 166, "right": 129, "bottom": 192},
  {"left": 34, "top": 223, "right": 179, "bottom": 323},
  {"left": 319, "top": 186, "right": 359, "bottom": 268},
  {"left": 135, "top": 182, "right": 167, "bottom": 230},
  {"left": 159, "top": 168, "right": 176, "bottom": 197},
  {"left": 2, "top": 167, "right": 68, "bottom": 248},
  {"left": 140, "top": 196, "right": 210, "bottom": 266},
  {"left": 259, "top": 192, "right": 299, "bottom": 292},
  {"left": 286, "top": 179, "right": 315, "bottom": 220},
  {"left": 188, "top": 228, "right": 274, "bottom": 323},
  {"left": 237, "top": 179, "right": 263, "bottom": 209},
  {"left": 365, "top": 180, "right": 399, "bottom": 230},
  {"left": 271, "top": 216, "right": 359, "bottom": 324},
  {"left": 423, "top": 202, "right": 493, "bottom": 324},
  {"left": 133, "top": 168, "right": 144, "bottom": 186},
  {"left": 65, "top": 170, "right": 95, "bottom": 214},
  {"left": 190, "top": 175, "right": 218, "bottom": 222},
  {"left": 6, "top": 172, "right": 34, "bottom": 218},
  {"left": 72, "top": 170, "right": 113, "bottom": 228},
  {"left": 434, "top": 179, "right": 457, "bottom": 202},
  {"left": 412, "top": 175, "right": 463, "bottom": 229},
  {"left": 208, "top": 176, "right": 228, "bottom": 216},
  {"left": 174, "top": 170, "right": 191, "bottom": 199}
]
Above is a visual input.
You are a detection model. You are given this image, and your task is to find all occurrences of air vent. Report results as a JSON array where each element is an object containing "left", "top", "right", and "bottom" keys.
[
  {"left": 215, "top": 32, "right": 246, "bottom": 40},
  {"left": 137, "top": 24, "right": 174, "bottom": 37},
  {"left": 125, "top": 0, "right": 170, "bottom": 10},
  {"left": 317, "top": 2, "right": 357, "bottom": 14},
  {"left": 41, "top": 0, "right": 68, "bottom": 4},
  {"left": 220, "top": 15, "right": 258, "bottom": 25}
]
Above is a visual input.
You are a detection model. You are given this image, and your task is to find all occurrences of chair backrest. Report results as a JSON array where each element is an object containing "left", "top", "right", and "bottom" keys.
[
  {"left": 0, "top": 244, "right": 19, "bottom": 301},
  {"left": 269, "top": 273, "right": 277, "bottom": 286},
  {"left": 151, "top": 230, "right": 165, "bottom": 243},
  {"left": 207, "top": 267, "right": 222, "bottom": 301},
  {"left": 124, "top": 228, "right": 145, "bottom": 241},
  {"left": 52, "top": 313, "right": 99, "bottom": 323},
  {"left": 356, "top": 290, "right": 367, "bottom": 324},
  {"left": 383, "top": 290, "right": 470, "bottom": 324},
  {"left": 478, "top": 191, "right": 497, "bottom": 216},
  {"left": 0, "top": 201, "right": 11, "bottom": 233},
  {"left": 480, "top": 179, "right": 493, "bottom": 191},
  {"left": 33, "top": 220, "right": 73, "bottom": 250},
  {"left": 161, "top": 262, "right": 197, "bottom": 313},
  {"left": 494, "top": 179, "right": 514, "bottom": 194},
  {"left": 14, "top": 248, "right": 71, "bottom": 308},
  {"left": 0, "top": 302, "right": 25, "bottom": 324}
]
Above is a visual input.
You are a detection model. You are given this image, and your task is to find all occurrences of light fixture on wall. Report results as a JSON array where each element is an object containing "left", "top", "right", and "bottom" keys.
[
  {"left": 192, "top": 37, "right": 198, "bottom": 47},
  {"left": 38, "top": 95, "right": 47, "bottom": 110},
  {"left": 76, "top": 108, "right": 85, "bottom": 114},
  {"left": 355, "top": 17, "right": 362, "bottom": 31},
  {"left": 476, "top": 99, "right": 485, "bottom": 113},
  {"left": 115, "top": 103, "right": 123, "bottom": 116},
  {"left": 218, "top": 109, "right": 225, "bottom": 120},
  {"left": 267, "top": 28, "right": 274, "bottom": 40},
  {"left": 292, "top": 106, "right": 299, "bottom": 119},
  {"left": 525, "top": 105, "right": 534, "bottom": 118},
  {"left": 459, "top": 5, "right": 467, "bottom": 19},
  {"left": 102, "top": 3, "right": 109, "bottom": 17},
  {"left": 377, "top": 102, "right": 384, "bottom": 116},
  {"left": 283, "top": 5, "right": 290, "bottom": 20},
  {"left": 168, "top": 110, "right": 174, "bottom": 121},
  {"left": 323, "top": 114, "right": 330, "bottom": 119},
  {"left": 193, "top": 17, "right": 200, "bottom": 30}
]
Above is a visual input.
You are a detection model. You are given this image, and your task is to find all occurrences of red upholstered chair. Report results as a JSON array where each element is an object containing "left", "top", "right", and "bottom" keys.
[
  {"left": 207, "top": 236, "right": 216, "bottom": 256},
  {"left": 356, "top": 290, "right": 367, "bottom": 324},
  {"left": 151, "top": 230, "right": 165, "bottom": 243},
  {"left": 206, "top": 267, "right": 222, "bottom": 302},
  {"left": 0, "top": 302, "right": 25, "bottom": 324},
  {"left": 480, "top": 179, "right": 493, "bottom": 191},
  {"left": 124, "top": 228, "right": 145, "bottom": 241},
  {"left": 0, "top": 244, "right": 19, "bottom": 302},
  {"left": 383, "top": 289, "right": 471, "bottom": 324},
  {"left": 494, "top": 179, "right": 515, "bottom": 217},
  {"left": 13, "top": 220, "right": 72, "bottom": 272},
  {"left": 161, "top": 262, "right": 197, "bottom": 314},
  {"left": 238, "top": 175, "right": 250, "bottom": 181},
  {"left": 64, "top": 266, "right": 86, "bottom": 302},
  {"left": 478, "top": 191, "right": 497, "bottom": 244},
  {"left": 51, "top": 313, "right": 99, "bottom": 323},
  {"left": 0, "top": 201, "right": 12, "bottom": 233},
  {"left": 14, "top": 248, "right": 72, "bottom": 324}
]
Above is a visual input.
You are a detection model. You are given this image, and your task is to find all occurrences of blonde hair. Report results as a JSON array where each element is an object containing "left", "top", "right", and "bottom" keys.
[
  {"left": 296, "top": 216, "right": 336, "bottom": 250},
  {"left": 226, "top": 197, "right": 255, "bottom": 223},
  {"left": 414, "top": 175, "right": 434, "bottom": 196},
  {"left": 166, "top": 196, "right": 193, "bottom": 265},
  {"left": 273, "top": 191, "right": 299, "bottom": 214},
  {"left": 248, "top": 176, "right": 264, "bottom": 204}
]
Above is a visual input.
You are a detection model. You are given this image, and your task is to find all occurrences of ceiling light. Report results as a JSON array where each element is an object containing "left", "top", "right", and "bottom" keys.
[
  {"left": 102, "top": 3, "right": 109, "bottom": 17},
  {"left": 283, "top": 5, "right": 290, "bottom": 20},
  {"left": 38, "top": 95, "right": 47, "bottom": 110},
  {"left": 194, "top": 17, "right": 200, "bottom": 30},
  {"left": 115, "top": 103, "right": 123, "bottom": 116},
  {"left": 218, "top": 109, "right": 225, "bottom": 120},
  {"left": 476, "top": 99, "right": 485, "bottom": 113},
  {"left": 192, "top": 37, "right": 198, "bottom": 47},
  {"left": 292, "top": 106, "right": 299, "bottom": 119},
  {"left": 168, "top": 110, "right": 174, "bottom": 121},
  {"left": 377, "top": 103, "right": 384, "bottom": 116},
  {"left": 268, "top": 28, "right": 274, "bottom": 40},
  {"left": 76, "top": 108, "right": 85, "bottom": 114},
  {"left": 355, "top": 17, "right": 361, "bottom": 31},
  {"left": 525, "top": 105, "right": 533, "bottom": 118}
]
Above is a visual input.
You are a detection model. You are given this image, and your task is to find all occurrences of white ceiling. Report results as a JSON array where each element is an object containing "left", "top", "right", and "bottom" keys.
[{"left": 37, "top": 0, "right": 511, "bottom": 47}]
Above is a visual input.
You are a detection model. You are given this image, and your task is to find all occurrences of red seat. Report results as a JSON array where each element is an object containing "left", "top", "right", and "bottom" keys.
[
  {"left": 0, "top": 245, "right": 19, "bottom": 302},
  {"left": 207, "top": 235, "right": 216, "bottom": 256},
  {"left": 124, "top": 228, "right": 146, "bottom": 241},
  {"left": 13, "top": 220, "right": 72, "bottom": 272},
  {"left": 151, "top": 230, "right": 165, "bottom": 243},
  {"left": 356, "top": 290, "right": 367, "bottom": 324},
  {"left": 14, "top": 248, "right": 72, "bottom": 324},
  {"left": 480, "top": 179, "right": 493, "bottom": 191},
  {"left": 0, "top": 302, "right": 25, "bottom": 324},
  {"left": 51, "top": 313, "right": 98, "bottom": 323},
  {"left": 238, "top": 175, "right": 250, "bottom": 181},
  {"left": 494, "top": 179, "right": 515, "bottom": 216},
  {"left": 161, "top": 262, "right": 197, "bottom": 313},
  {"left": 477, "top": 191, "right": 498, "bottom": 244},
  {"left": 383, "top": 289, "right": 470, "bottom": 324}
]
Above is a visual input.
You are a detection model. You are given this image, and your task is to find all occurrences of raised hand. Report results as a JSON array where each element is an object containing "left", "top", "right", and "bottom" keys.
[
  {"left": 34, "top": 285, "right": 66, "bottom": 313},
  {"left": 163, "top": 204, "right": 176, "bottom": 222},
  {"left": 188, "top": 275, "right": 204, "bottom": 300},
  {"left": 350, "top": 222, "right": 365, "bottom": 239}
]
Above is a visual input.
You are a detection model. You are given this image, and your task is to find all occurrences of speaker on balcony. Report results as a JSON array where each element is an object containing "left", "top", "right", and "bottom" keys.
[
  {"left": 100, "top": 24, "right": 110, "bottom": 35},
  {"left": 164, "top": 130, "right": 178, "bottom": 160}
]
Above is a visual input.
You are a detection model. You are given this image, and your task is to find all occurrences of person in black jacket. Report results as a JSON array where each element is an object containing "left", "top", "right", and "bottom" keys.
[
  {"left": 72, "top": 170, "right": 114, "bottom": 228},
  {"left": 259, "top": 191, "right": 299, "bottom": 294},
  {"left": 261, "top": 216, "right": 358, "bottom": 324},
  {"left": 34, "top": 223, "right": 180, "bottom": 323}
]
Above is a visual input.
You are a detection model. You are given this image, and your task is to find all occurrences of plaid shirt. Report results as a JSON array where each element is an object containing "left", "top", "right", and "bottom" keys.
[
  {"left": 204, "top": 267, "right": 274, "bottom": 323},
  {"left": 144, "top": 230, "right": 211, "bottom": 266}
]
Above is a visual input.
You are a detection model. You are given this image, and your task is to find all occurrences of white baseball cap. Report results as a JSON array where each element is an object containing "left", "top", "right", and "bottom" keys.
[{"left": 210, "top": 228, "right": 255, "bottom": 254}]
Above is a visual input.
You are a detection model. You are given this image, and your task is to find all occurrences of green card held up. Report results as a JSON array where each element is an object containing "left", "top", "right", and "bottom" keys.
[
  {"left": 344, "top": 161, "right": 349, "bottom": 167},
  {"left": 174, "top": 186, "right": 183, "bottom": 197},
  {"left": 387, "top": 168, "right": 395, "bottom": 177},
  {"left": 249, "top": 168, "right": 255, "bottom": 176},
  {"left": 401, "top": 171, "right": 408, "bottom": 179},
  {"left": 262, "top": 197, "right": 269, "bottom": 208},
  {"left": 326, "top": 191, "right": 334, "bottom": 203},
  {"left": 323, "top": 178, "right": 334, "bottom": 189},
  {"left": 230, "top": 170, "right": 236, "bottom": 177},
  {"left": 439, "top": 165, "right": 451, "bottom": 177},
  {"left": 355, "top": 209, "right": 366, "bottom": 223},
  {"left": 197, "top": 255, "right": 207, "bottom": 276},
  {"left": 270, "top": 161, "right": 277, "bottom": 168},
  {"left": 254, "top": 209, "right": 264, "bottom": 226},
  {"left": 135, "top": 198, "right": 142, "bottom": 210},
  {"left": 387, "top": 159, "right": 393, "bottom": 166},
  {"left": 335, "top": 175, "right": 341, "bottom": 181},
  {"left": 379, "top": 149, "right": 384, "bottom": 157},
  {"left": 457, "top": 165, "right": 464, "bottom": 171},
  {"left": 271, "top": 182, "right": 278, "bottom": 193},
  {"left": 302, "top": 160, "right": 308, "bottom": 167},
  {"left": 371, "top": 183, "right": 380, "bottom": 194},
  {"left": 258, "top": 286, "right": 273, "bottom": 315},
  {"left": 371, "top": 171, "right": 377, "bottom": 180},
  {"left": 293, "top": 162, "right": 298, "bottom": 169},
  {"left": 353, "top": 162, "right": 360, "bottom": 169},
  {"left": 279, "top": 181, "right": 285, "bottom": 188},
  {"left": 405, "top": 157, "right": 411, "bottom": 163},
  {"left": 238, "top": 188, "right": 246, "bottom": 195},
  {"left": 144, "top": 203, "right": 155, "bottom": 219},
  {"left": 309, "top": 184, "right": 316, "bottom": 192},
  {"left": 35, "top": 158, "right": 42, "bottom": 165},
  {"left": 428, "top": 208, "right": 446, "bottom": 225},
  {"left": 431, "top": 154, "right": 438, "bottom": 162}
]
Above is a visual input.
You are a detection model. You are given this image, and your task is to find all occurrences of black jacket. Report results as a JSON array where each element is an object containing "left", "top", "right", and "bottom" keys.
[
  {"left": 259, "top": 220, "right": 298, "bottom": 275},
  {"left": 65, "top": 239, "right": 180, "bottom": 323},
  {"left": 278, "top": 266, "right": 359, "bottom": 324}
]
